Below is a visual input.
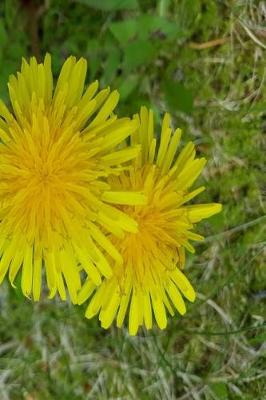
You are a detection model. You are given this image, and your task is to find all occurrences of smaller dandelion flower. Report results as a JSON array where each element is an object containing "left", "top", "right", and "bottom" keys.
[
  {"left": 78, "top": 107, "right": 222, "bottom": 335},
  {"left": 0, "top": 55, "right": 145, "bottom": 303}
]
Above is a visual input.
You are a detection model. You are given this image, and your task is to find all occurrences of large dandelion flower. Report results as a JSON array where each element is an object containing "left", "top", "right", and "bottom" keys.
[
  {"left": 78, "top": 107, "right": 222, "bottom": 335},
  {"left": 0, "top": 55, "right": 144, "bottom": 303}
]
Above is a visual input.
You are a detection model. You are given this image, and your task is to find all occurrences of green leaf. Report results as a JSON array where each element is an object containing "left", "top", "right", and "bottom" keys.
[
  {"left": 124, "top": 40, "right": 156, "bottom": 71},
  {"left": 209, "top": 383, "right": 228, "bottom": 400},
  {"left": 119, "top": 75, "right": 139, "bottom": 100},
  {"left": 75, "top": 0, "right": 138, "bottom": 11},
  {"left": 103, "top": 49, "right": 121, "bottom": 84},
  {"left": 89, "top": 57, "right": 101, "bottom": 81},
  {"left": 248, "top": 332, "right": 266, "bottom": 345},
  {"left": 10, "top": 272, "right": 25, "bottom": 302},
  {"left": 109, "top": 20, "right": 138, "bottom": 46},
  {"left": 110, "top": 16, "right": 185, "bottom": 45},
  {"left": 137, "top": 15, "right": 183, "bottom": 39},
  {"left": 164, "top": 80, "right": 193, "bottom": 114},
  {"left": 0, "top": 20, "right": 7, "bottom": 48},
  {"left": 0, "top": 21, "right": 7, "bottom": 62},
  {"left": 86, "top": 39, "right": 101, "bottom": 80}
]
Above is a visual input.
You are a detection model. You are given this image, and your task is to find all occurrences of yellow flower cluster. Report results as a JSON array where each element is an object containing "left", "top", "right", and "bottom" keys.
[{"left": 0, "top": 56, "right": 221, "bottom": 334}]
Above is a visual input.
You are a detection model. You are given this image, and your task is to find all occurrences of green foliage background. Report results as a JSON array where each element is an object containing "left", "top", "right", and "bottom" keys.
[{"left": 0, "top": 0, "right": 265, "bottom": 399}]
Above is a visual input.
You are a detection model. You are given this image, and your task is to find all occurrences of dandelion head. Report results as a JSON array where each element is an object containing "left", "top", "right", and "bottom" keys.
[
  {"left": 79, "top": 107, "right": 222, "bottom": 335},
  {"left": 0, "top": 55, "right": 144, "bottom": 302}
]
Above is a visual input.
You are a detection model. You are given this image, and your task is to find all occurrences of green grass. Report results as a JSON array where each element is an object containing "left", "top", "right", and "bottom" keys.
[{"left": 0, "top": 0, "right": 265, "bottom": 399}]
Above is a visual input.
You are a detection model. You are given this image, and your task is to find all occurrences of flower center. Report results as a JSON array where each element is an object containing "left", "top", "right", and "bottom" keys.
[{"left": 37, "top": 163, "right": 52, "bottom": 182}]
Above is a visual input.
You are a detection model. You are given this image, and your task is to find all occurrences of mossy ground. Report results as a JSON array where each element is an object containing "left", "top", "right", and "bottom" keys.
[{"left": 0, "top": 1, "right": 265, "bottom": 399}]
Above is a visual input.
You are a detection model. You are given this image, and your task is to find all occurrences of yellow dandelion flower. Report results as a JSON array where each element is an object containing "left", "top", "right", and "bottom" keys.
[
  {"left": 0, "top": 55, "right": 145, "bottom": 302},
  {"left": 78, "top": 107, "right": 222, "bottom": 335}
]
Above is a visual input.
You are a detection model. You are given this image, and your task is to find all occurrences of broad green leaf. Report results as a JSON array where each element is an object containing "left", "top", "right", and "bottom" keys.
[
  {"left": 75, "top": 0, "right": 138, "bottom": 11},
  {"left": 124, "top": 40, "right": 156, "bottom": 71},
  {"left": 103, "top": 49, "right": 121, "bottom": 84},
  {"left": 164, "top": 80, "right": 193, "bottom": 114},
  {"left": 89, "top": 57, "right": 101, "bottom": 81},
  {"left": 119, "top": 75, "right": 139, "bottom": 100},
  {"left": 209, "top": 383, "right": 229, "bottom": 400},
  {"left": 137, "top": 15, "right": 183, "bottom": 39},
  {"left": 110, "top": 16, "right": 185, "bottom": 45},
  {"left": 86, "top": 39, "right": 101, "bottom": 80},
  {"left": 0, "top": 20, "right": 7, "bottom": 49},
  {"left": 109, "top": 20, "right": 138, "bottom": 46}
]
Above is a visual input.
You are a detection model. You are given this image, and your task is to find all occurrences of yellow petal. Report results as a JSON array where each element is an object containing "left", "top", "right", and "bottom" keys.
[
  {"left": 187, "top": 203, "right": 222, "bottom": 222},
  {"left": 171, "top": 269, "right": 196, "bottom": 302},
  {"left": 102, "top": 191, "right": 146, "bottom": 206}
]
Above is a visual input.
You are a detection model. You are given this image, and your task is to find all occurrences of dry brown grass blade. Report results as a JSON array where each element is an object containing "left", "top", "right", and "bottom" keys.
[{"left": 189, "top": 37, "right": 228, "bottom": 50}]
